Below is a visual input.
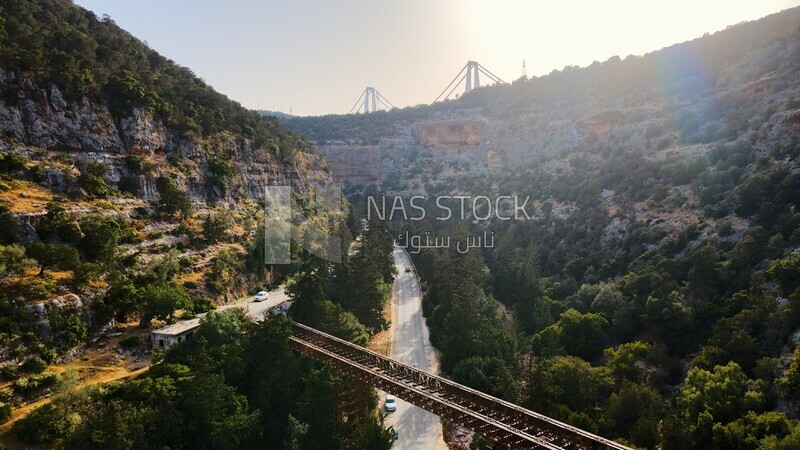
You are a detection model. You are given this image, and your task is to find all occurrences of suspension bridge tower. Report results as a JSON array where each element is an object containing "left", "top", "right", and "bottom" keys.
[
  {"left": 434, "top": 60, "right": 506, "bottom": 103},
  {"left": 348, "top": 86, "right": 395, "bottom": 114}
]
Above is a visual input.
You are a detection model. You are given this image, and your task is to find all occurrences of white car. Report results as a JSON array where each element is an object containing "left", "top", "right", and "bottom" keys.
[
  {"left": 385, "top": 395, "right": 397, "bottom": 412},
  {"left": 405, "top": 267, "right": 411, "bottom": 273},
  {"left": 253, "top": 291, "right": 269, "bottom": 302}
]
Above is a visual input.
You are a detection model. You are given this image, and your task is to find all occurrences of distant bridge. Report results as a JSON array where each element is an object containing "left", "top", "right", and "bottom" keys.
[
  {"left": 349, "top": 86, "right": 395, "bottom": 114},
  {"left": 349, "top": 60, "right": 505, "bottom": 113},
  {"left": 290, "top": 322, "right": 630, "bottom": 450},
  {"left": 434, "top": 60, "right": 505, "bottom": 103}
]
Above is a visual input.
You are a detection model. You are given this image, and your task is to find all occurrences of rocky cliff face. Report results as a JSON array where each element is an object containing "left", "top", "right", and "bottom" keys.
[
  {"left": 416, "top": 120, "right": 484, "bottom": 147},
  {"left": 0, "top": 68, "right": 330, "bottom": 203},
  {"left": 316, "top": 143, "right": 382, "bottom": 185}
]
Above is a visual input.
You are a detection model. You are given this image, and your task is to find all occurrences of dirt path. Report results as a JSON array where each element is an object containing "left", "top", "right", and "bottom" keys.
[{"left": 0, "top": 323, "right": 152, "bottom": 444}]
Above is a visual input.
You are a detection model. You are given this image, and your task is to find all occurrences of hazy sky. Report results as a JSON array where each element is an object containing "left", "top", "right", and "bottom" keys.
[{"left": 75, "top": 0, "right": 800, "bottom": 116}]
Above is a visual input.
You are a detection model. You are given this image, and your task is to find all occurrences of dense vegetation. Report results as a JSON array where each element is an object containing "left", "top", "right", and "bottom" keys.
[
  {"left": 287, "top": 219, "right": 395, "bottom": 344},
  {"left": 0, "top": 169, "right": 397, "bottom": 447},
  {"left": 0, "top": 1, "right": 397, "bottom": 446},
  {"left": 13, "top": 311, "right": 393, "bottom": 450},
  {"left": 4, "top": 197, "right": 398, "bottom": 448},
  {"left": 332, "top": 6, "right": 800, "bottom": 449},
  {"left": 398, "top": 141, "right": 800, "bottom": 447}
]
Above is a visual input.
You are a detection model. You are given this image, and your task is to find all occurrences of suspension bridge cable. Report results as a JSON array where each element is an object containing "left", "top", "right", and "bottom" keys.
[
  {"left": 433, "top": 63, "right": 468, "bottom": 103},
  {"left": 477, "top": 64, "right": 505, "bottom": 84},
  {"left": 444, "top": 71, "right": 467, "bottom": 101},
  {"left": 375, "top": 90, "right": 395, "bottom": 109},
  {"left": 348, "top": 90, "right": 366, "bottom": 114}
]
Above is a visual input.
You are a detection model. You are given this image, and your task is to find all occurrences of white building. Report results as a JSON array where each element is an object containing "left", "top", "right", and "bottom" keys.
[{"left": 150, "top": 317, "right": 201, "bottom": 350}]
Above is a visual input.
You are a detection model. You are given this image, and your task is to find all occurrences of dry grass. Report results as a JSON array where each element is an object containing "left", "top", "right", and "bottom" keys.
[
  {"left": 366, "top": 290, "right": 394, "bottom": 356},
  {"left": 0, "top": 181, "right": 55, "bottom": 214},
  {"left": 43, "top": 270, "right": 74, "bottom": 282},
  {"left": 177, "top": 270, "right": 205, "bottom": 286},
  {"left": 228, "top": 222, "right": 246, "bottom": 237},
  {"left": 0, "top": 323, "right": 152, "bottom": 443}
]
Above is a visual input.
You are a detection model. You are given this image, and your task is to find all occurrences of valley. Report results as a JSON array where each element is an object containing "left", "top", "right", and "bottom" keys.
[{"left": 0, "top": 1, "right": 799, "bottom": 449}]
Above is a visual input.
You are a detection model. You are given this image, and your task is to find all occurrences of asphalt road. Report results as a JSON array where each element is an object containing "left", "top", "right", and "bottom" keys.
[
  {"left": 238, "top": 288, "right": 290, "bottom": 321},
  {"left": 384, "top": 246, "right": 446, "bottom": 449}
]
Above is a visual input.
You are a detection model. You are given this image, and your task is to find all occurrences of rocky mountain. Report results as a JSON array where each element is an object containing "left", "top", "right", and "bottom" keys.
[
  {"left": 0, "top": 0, "right": 330, "bottom": 207},
  {"left": 286, "top": 6, "right": 800, "bottom": 193},
  {"left": 0, "top": 0, "right": 335, "bottom": 373},
  {"left": 0, "top": 77, "right": 328, "bottom": 204},
  {"left": 285, "top": 9, "right": 800, "bottom": 448}
]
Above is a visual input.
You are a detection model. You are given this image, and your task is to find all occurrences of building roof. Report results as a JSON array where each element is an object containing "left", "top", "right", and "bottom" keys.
[{"left": 150, "top": 315, "right": 204, "bottom": 336}]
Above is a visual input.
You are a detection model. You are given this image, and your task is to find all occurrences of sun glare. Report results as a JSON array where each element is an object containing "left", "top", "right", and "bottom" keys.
[{"left": 463, "top": 0, "right": 798, "bottom": 80}]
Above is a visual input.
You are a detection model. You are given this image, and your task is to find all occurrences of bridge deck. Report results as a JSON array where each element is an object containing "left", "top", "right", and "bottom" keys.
[{"left": 289, "top": 322, "right": 631, "bottom": 450}]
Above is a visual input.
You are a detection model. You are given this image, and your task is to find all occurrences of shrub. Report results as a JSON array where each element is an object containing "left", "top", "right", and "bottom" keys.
[
  {"left": 40, "top": 349, "right": 58, "bottom": 365},
  {"left": 28, "top": 164, "right": 44, "bottom": 182},
  {"left": 77, "top": 173, "right": 108, "bottom": 198},
  {"left": 20, "top": 356, "right": 47, "bottom": 374},
  {"left": 192, "top": 295, "right": 216, "bottom": 314},
  {"left": 56, "top": 221, "right": 82, "bottom": 244},
  {"left": 0, "top": 152, "right": 27, "bottom": 173},
  {"left": 202, "top": 213, "right": 230, "bottom": 244},
  {"left": 0, "top": 244, "right": 34, "bottom": 275},
  {"left": 48, "top": 312, "right": 88, "bottom": 348},
  {"left": 124, "top": 154, "right": 143, "bottom": 173},
  {"left": 717, "top": 220, "right": 734, "bottom": 237},
  {"left": 0, "top": 207, "right": 21, "bottom": 244},
  {"left": 0, "top": 401, "right": 12, "bottom": 424},
  {"left": 13, "top": 402, "right": 68, "bottom": 444},
  {"left": 156, "top": 177, "right": 192, "bottom": 217},
  {"left": 13, "top": 276, "right": 57, "bottom": 302},
  {"left": 12, "top": 372, "right": 58, "bottom": 396},
  {"left": 0, "top": 365, "right": 18, "bottom": 381},
  {"left": 119, "top": 336, "right": 141, "bottom": 349},
  {"left": 73, "top": 262, "right": 103, "bottom": 286},
  {"left": 207, "top": 157, "right": 235, "bottom": 196},
  {"left": 78, "top": 215, "right": 122, "bottom": 261}
]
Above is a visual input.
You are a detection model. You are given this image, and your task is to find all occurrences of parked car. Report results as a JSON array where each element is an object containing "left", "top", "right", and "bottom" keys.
[
  {"left": 405, "top": 267, "right": 412, "bottom": 273},
  {"left": 385, "top": 395, "right": 397, "bottom": 412},
  {"left": 253, "top": 291, "right": 269, "bottom": 302},
  {"left": 388, "top": 426, "right": 399, "bottom": 441}
]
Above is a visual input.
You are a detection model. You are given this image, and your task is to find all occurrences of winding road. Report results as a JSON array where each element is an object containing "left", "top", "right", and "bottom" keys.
[{"left": 384, "top": 246, "right": 447, "bottom": 449}]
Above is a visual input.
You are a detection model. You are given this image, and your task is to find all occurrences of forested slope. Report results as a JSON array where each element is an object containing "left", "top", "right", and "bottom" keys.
[
  {"left": 0, "top": 2, "right": 395, "bottom": 448},
  {"left": 297, "top": 7, "right": 800, "bottom": 449}
]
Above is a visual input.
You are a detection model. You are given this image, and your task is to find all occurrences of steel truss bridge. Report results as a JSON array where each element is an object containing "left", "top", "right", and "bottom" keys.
[{"left": 290, "top": 322, "right": 631, "bottom": 450}]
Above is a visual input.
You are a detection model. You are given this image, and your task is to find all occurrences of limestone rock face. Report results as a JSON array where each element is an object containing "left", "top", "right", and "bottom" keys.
[
  {"left": 23, "top": 294, "right": 85, "bottom": 339},
  {"left": 416, "top": 120, "right": 483, "bottom": 147},
  {"left": 317, "top": 144, "right": 382, "bottom": 185},
  {"left": 119, "top": 107, "right": 168, "bottom": 153},
  {"left": 0, "top": 67, "right": 331, "bottom": 203}
]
